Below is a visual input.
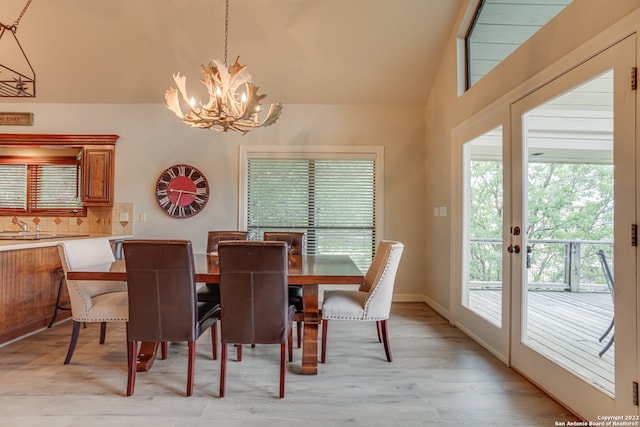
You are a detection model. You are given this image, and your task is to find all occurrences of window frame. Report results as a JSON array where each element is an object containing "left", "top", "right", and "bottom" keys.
[
  {"left": 239, "top": 145, "right": 385, "bottom": 269},
  {"left": 463, "top": 0, "right": 485, "bottom": 91}
]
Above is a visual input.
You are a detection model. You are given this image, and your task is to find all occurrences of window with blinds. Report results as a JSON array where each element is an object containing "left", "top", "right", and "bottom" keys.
[
  {"left": 246, "top": 158, "right": 376, "bottom": 271},
  {"left": 0, "top": 160, "right": 84, "bottom": 215},
  {"left": 0, "top": 164, "right": 27, "bottom": 209}
]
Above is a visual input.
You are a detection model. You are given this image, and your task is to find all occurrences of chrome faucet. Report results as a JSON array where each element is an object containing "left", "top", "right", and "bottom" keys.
[{"left": 17, "top": 220, "right": 29, "bottom": 232}]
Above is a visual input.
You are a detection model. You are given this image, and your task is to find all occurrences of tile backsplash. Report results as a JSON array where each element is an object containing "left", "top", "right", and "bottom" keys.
[{"left": 1, "top": 202, "right": 133, "bottom": 235}]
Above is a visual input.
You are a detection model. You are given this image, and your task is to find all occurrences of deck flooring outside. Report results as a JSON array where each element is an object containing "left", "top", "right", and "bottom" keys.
[{"left": 469, "top": 289, "right": 615, "bottom": 394}]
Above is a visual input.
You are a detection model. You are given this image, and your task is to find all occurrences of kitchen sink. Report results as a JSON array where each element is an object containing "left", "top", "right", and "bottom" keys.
[{"left": 0, "top": 231, "right": 90, "bottom": 240}]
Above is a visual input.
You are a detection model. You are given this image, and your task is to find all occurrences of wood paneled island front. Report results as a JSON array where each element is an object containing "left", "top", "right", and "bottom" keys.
[
  {"left": 0, "top": 245, "right": 64, "bottom": 343},
  {"left": 0, "top": 236, "right": 130, "bottom": 344}
]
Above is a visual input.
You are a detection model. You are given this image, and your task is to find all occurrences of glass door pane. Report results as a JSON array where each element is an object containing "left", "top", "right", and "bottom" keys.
[
  {"left": 464, "top": 126, "right": 504, "bottom": 327},
  {"left": 522, "top": 70, "right": 615, "bottom": 393},
  {"left": 452, "top": 110, "right": 510, "bottom": 361}
]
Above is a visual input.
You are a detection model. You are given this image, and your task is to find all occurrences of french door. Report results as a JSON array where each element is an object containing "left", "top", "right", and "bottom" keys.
[
  {"left": 453, "top": 35, "right": 638, "bottom": 419},
  {"left": 510, "top": 35, "right": 637, "bottom": 419}
]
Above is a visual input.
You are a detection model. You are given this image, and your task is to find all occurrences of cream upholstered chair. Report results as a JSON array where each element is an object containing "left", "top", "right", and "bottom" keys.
[
  {"left": 321, "top": 240, "right": 404, "bottom": 363},
  {"left": 57, "top": 238, "right": 128, "bottom": 364}
]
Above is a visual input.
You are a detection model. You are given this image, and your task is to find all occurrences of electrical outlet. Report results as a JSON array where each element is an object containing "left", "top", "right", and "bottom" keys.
[{"left": 119, "top": 212, "right": 129, "bottom": 222}]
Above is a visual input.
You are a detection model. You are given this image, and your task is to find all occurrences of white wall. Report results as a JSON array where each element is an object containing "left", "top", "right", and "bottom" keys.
[
  {"left": 0, "top": 102, "right": 426, "bottom": 298},
  {"left": 424, "top": 0, "right": 640, "bottom": 316}
]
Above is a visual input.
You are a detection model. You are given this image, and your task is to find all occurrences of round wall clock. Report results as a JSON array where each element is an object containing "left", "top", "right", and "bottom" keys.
[{"left": 155, "top": 164, "right": 209, "bottom": 218}]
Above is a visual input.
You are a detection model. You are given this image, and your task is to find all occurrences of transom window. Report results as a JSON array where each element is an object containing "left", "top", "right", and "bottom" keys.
[{"left": 465, "top": 0, "right": 572, "bottom": 89}]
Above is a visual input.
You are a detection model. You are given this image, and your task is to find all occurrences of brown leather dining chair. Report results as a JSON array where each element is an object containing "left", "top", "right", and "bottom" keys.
[
  {"left": 208, "top": 231, "right": 250, "bottom": 255},
  {"left": 263, "top": 231, "right": 305, "bottom": 256},
  {"left": 123, "top": 239, "right": 220, "bottom": 397},
  {"left": 218, "top": 240, "right": 295, "bottom": 398},
  {"left": 263, "top": 231, "right": 305, "bottom": 348},
  {"left": 197, "top": 231, "right": 248, "bottom": 305}
]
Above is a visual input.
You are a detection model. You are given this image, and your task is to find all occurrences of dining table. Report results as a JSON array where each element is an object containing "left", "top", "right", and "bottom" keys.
[{"left": 66, "top": 253, "right": 364, "bottom": 375}]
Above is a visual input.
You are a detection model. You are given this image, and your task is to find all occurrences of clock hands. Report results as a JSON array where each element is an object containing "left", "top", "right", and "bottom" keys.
[
  {"left": 169, "top": 188, "right": 198, "bottom": 195},
  {"left": 168, "top": 187, "right": 202, "bottom": 209}
]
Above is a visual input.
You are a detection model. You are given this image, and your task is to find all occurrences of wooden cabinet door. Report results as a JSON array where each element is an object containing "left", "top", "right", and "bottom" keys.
[{"left": 82, "top": 146, "right": 114, "bottom": 206}]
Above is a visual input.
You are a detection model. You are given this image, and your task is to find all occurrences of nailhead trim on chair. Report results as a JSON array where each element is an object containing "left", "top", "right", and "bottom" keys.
[
  {"left": 361, "top": 245, "right": 402, "bottom": 319},
  {"left": 67, "top": 281, "right": 93, "bottom": 316},
  {"left": 66, "top": 281, "right": 128, "bottom": 322},
  {"left": 324, "top": 316, "right": 387, "bottom": 320},
  {"left": 322, "top": 244, "right": 402, "bottom": 321}
]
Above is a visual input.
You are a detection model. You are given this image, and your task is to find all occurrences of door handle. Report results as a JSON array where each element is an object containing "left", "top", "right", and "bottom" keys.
[{"left": 507, "top": 245, "right": 521, "bottom": 254}]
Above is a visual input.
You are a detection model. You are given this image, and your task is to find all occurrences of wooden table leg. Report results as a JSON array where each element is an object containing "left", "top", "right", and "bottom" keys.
[
  {"left": 136, "top": 342, "right": 159, "bottom": 372},
  {"left": 301, "top": 284, "right": 319, "bottom": 375}
]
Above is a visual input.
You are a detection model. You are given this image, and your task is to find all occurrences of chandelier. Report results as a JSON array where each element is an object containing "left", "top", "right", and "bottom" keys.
[
  {"left": 0, "top": 0, "right": 35, "bottom": 97},
  {"left": 165, "top": 0, "right": 282, "bottom": 133}
]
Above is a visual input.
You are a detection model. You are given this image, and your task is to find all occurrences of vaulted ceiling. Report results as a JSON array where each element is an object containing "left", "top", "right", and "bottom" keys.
[{"left": 1, "top": 0, "right": 464, "bottom": 105}]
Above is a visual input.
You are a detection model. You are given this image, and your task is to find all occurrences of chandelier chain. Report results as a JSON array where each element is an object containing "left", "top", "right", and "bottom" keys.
[
  {"left": 13, "top": 0, "right": 33, "bottom": 29},
  {"left": 224, "top": 0, "right": 229, "bottom": 66},
  {"left": 1, "top": 0, "right": 32, "bottom": 33}
]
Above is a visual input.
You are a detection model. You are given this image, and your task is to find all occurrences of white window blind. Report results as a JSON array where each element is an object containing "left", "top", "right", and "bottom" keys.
[
  {"left": 30, "top": 165, "right": 80, "bottom": 210},
  {"left": 247, "top": 158, "right": 376, "bottom": 271},
  {"left": 0, "top": 162, "right": 82, "bottom": 213},
  {"left": 0, "top": 164, "right": 27, "bottom": 209}
]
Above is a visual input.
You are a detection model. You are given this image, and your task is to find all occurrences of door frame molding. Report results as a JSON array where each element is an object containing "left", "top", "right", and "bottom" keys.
[{"left": 449, "top": 18, "right": 640, "bottom": 418}]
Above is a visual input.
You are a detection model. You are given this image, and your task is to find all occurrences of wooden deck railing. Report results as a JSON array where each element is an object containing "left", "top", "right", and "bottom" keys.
[{"left": 469, "top": 238, "right": 613, "bottom": 292}]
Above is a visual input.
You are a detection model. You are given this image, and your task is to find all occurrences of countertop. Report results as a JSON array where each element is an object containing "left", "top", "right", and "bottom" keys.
[{"left": 0, "top": 234, "right": 133, "bottom": 252}]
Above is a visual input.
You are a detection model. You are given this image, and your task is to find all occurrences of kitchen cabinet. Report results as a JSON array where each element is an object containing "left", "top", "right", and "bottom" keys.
[{"left": 79, "top": 146, "right": 115, "bottom": 206}]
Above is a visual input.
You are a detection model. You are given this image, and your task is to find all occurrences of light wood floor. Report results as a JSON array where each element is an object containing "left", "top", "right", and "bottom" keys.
[{"left": 0, "top": 303, "right": 580, "bottom": 426}]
